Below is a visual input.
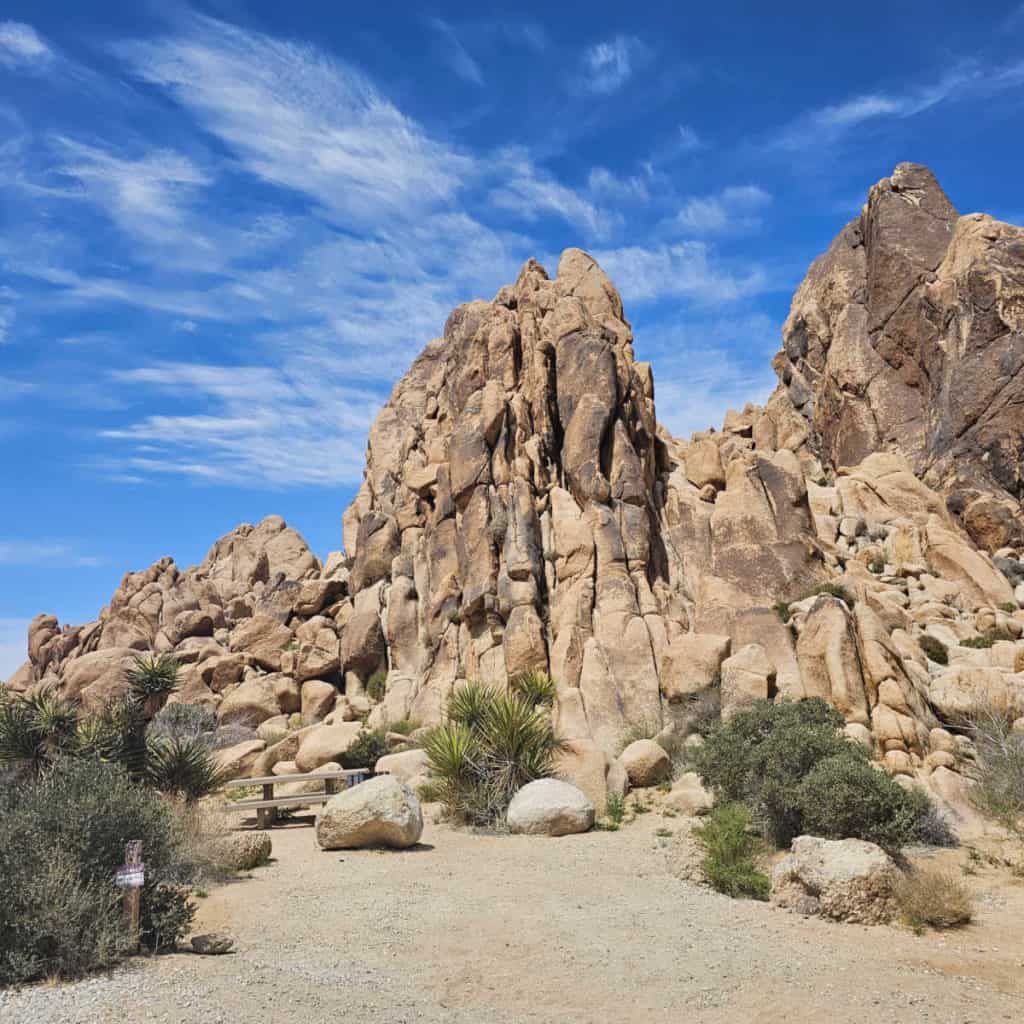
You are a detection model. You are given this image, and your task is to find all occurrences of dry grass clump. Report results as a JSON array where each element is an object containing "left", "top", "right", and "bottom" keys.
[{"left": 895, "top": 867, "right": 973, "bottom": 933}]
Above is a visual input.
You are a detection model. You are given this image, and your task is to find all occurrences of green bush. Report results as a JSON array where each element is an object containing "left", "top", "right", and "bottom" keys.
[
  {"left": 0, "top": 759, "right": 196, "bottom": 985},
  {"left": 424, "top": 685, "right": 564, "bottom": 827},
  {"left": 772, "top": 600, "right": 791, "bottom": 623},
  {"left": 960, "top": 635, "right": 994, "bottom": 649},
  {"left": 918, "top": 634, "right": 949, "bottom": 666},
  {"left": 147, "top": 704, "right": 217, "bottom": 745},
  {"left": 999, "top": 601, "right": 1019, "bottom": 614},
  {"left": 695, "top": 698, "right": 938, "bottom": 851},
  {"left": 341, "top": 728, "right": 389, "bottom": 771},
  {"left": 0, "top": 685, "right": 79, "bottom": 779},
  {"left": 126, "top": 654, "right": 180, "bottom": 703},
  {"left": 964, "top": 703, "right": 1024, "bottom": 838},
  {"left": 366, "top": 670, "right": 388, "bottom": 703},
  {"left": 693, "top": 803, "right": 770, "bottom": 900},
  {"left": 146, "top": 736, "right": 230, "bottom": 801},
  {"left": 796, "top": 755, "right": 936, "bottom": 854}
]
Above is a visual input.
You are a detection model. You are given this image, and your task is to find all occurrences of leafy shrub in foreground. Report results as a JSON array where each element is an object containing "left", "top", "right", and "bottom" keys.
[
  {"left": 693, "top": 803, "right": 770, "bottom": 900},
  {"left": 0, "top": 758, "right": 196, "bottom": 985},
  {"left": 695, "top": 699, "right": 939, "bottom": 851},
  {"left": 918, "top": 634, "right": 949, "bottom": 666},
  {"left": 425, "top": 684, "right": 564, "bottom": 827}
]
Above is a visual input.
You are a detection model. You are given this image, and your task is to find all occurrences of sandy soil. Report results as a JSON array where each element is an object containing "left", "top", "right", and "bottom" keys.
[{"left": 5, "top": 803, "right": 1023, "bottom": 1024}]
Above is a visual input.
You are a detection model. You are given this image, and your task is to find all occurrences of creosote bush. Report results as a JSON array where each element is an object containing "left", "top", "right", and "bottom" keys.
[
  {"left": 341, "top": 728, "right": 390, "bottom": 771},
  {"left": 963, "top": 702, "right": 1024, "bottom": 838},
  {"left": 367, "top": 670, "right": 388, "bottom": 703},
  {"left": 694, "top": 698, "right": 941, "bottom": 853},
  {"left": 895, "top": 867, "right": 973, "bottom": 933},
  {"left": 0, "top": 758, "right": 197, "bottom": 985},
  {"left": 424, "top": 682, "right": 564, "bottom": 827},
  {"left": 693, "top": 802, "right": 770, "bottom": 900}
]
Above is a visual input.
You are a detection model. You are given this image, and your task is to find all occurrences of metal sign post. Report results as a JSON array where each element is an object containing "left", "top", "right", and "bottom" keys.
[{"left": 115, "top": 841, "right": 144, "bottom": 951}]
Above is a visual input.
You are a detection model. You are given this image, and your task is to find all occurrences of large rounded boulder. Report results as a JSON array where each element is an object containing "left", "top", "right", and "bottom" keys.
[
  {"left": 507, "top": 778, "right": 595, "bottom": 836},
  {"left": 315, "top": 775, "right": 423, "bottom": 850}
]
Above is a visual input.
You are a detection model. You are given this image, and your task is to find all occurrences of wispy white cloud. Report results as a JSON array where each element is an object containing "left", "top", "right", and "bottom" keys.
[
  {"left": 587, "top": 166, "right": 650, "bottom": 203},
  {"left": 0, "top": 542, "right": 102, "bottom": 568},
  {"left": 0, "top": 21, "right": 54, "bottom": 69},
  {"left": 592, "top": 241, "right": 771, "bottom": 305},
  {"left": 576, "top": 35, "right": 647, "bottom": 95},
  {"left": 675, "top": 184, "right": 772, "bottom": 235},
  {"left": 676, "top": 125, "right": 702, "bottom": 152},
  {"left": 116, "top": 14, "right": 474, "bottom": 226},
  {"left": 490, "top": 146, "right": 619, "bottom": 239},
  {"left": 0, "top": 305, "right": 13, "bottom": 344},
  {"left": 426, "top": 17, "right": 484, "bottom": 85}
]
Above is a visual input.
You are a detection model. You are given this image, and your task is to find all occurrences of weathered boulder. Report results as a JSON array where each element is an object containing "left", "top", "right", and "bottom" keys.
[
  {"left": 315, "top": 775, "right": 423, "bottom": 849},
  {"left": 665, "top": 772, "right": 714, "bottom": 815},
  {"left": 507, "top": 778, "right": 595, "bottom": 836},
  {"left": 295, "top": 722, "right": 363, "bottom": 773},
  {"left": 374, "top": 747, "right": 429, "bottom": 784},
  {"left": 720, "top": 643, "right": 775, "bottom": 718},
  {"left": 212, "top": 739, "right": 266, "bottom": 780},
  {"left": 771, "top": 835, "right": 900, "bottom": 924},
  {"left": 620, "top": 739, "right": 670, "bottom": 787}
]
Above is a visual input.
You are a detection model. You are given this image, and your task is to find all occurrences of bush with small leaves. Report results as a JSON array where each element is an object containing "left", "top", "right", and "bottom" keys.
[
  {"left": 772, "top": 600, "right": 791, "bottom": 623},
  {"left": 960, "top": 635, "right": 994, "bottom": 649},
  {"left": 999, "top": 601, "right": 1019, "bottom": 614},
  {"left": 0, "top": 758, "right": 196, "bottom": 984},
  {"left": 340, "top": 728, "right": 390, "bottom": 771},
  {"left": 963, "top": 702, "right": 1024, "bottom": 838},
  {"left": 693, "top": 802, "right": 770, "bottom": 900},
  {"left": 918, "top": 634, "right": 949, "bottom": 666},
  {"left": 147, "top": 703, "right": 217, "bottom": 745}
]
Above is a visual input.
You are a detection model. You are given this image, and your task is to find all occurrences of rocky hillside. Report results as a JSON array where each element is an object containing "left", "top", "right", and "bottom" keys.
[{"left": 7, "top": 163, "right": 1024, "bottom": 822}]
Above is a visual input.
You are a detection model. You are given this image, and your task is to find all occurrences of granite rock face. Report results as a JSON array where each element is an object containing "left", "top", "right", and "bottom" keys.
[{"left": 7, "top": 167, "right": 1024, "bottom": 823}]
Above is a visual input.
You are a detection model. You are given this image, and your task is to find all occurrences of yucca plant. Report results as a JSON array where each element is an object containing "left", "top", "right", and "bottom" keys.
[
  {"left": 126, "top": 654, "right": 180, "bottom": 715},
  {"left": 425, "top": 684, "right": 565, "bottom": 827},
  {"left": 79, "top": 694, "right": 150, "bottom": 779},
  {"left": 0, "top": 686, "right": 79, "bottom": 779},
  {"left": 447, "top": 681, "right": 500, "bottom": 732},
  {"left": 509, "top": 670, "right": 557, "bottom": 707},
  {"left": 146, "top": 736, "right": 229, "bottom": 802}
]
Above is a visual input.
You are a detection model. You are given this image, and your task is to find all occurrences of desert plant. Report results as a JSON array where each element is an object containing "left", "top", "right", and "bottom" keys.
[
  {"left": 796, "top": 754, "right": 940, "bottom": 854},
  {"left": 693, "top": 802, "right": 770, "bottom": 900},
  {"left": 869, "top": 558, "right": 885, "bottom": 574},
  {"left": 425, "top": 687, "right": 564, "bottom": 827},
  {"left": 963, "top": 703, "right": 1024, "bottom": 838},
  {"left": 772, "top": 600, "right": 791, "bottom": 623},
  {"left": 960, "top": 635, "right": 994, "bottom": 649},
  {"left": 126, "top": 654, "right": 180, "bottom": 703},
  {"left": 210, "top": 723, "right": 259, "bottom": 750},
  {"left": 918, "top": 634, "right": 949, "bottom": 666},
  {"left": 510, "top": 670, "right": 557, "bottom": 707},
  {"left": 0, "top": 685, "right": 79, "bottom": 779},
  {"left": 0, "top": 758, "right": 196, "bottom": 984},
  {"left": 695, "top": 698, "right": 939, "bottom": 850},
  {"left": 146, "top": 736, "right": 230, "bottom": 802},
  {"left": 340, "top": 728, "right": 389, "bottom": 771},
  {"left": 895, "top": 867, "right": 973, "bottom": 932},
  {"left": 367, "top": 669, "right": 388, "bottom": 703},
  {"left": 999, "top": 601, "right": 1019, "bottom": 614},
  {"left": 147, "top": 703, "right": 217, "bottom": 745},
  {"left": 385, "top": 717, "right": 420, "bottom": 737},
  {"left": 605, "top": 792, "right": 625, "bottom": 825}
]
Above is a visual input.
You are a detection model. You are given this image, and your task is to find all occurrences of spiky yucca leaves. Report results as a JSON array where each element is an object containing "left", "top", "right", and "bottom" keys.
[
  {"left": 146, "top": 736, "right": 229, "bottom": 802},
  {"left": 426, "top": 685, "right": 564, "bottom": 827},
  {"left": 78, "top": 693, "right": 151, "bottom": 779},
  {"left": 447, "top": 681, "right": 500, "bottom": 732},
  {"left": 126, "top": 654, "right": 180, "bottom": 702},
  {"left": 0, "top": 686, "right": 79, "bottom": 778},
  {"left": 509, "top": 670, "right": 557, "bottom": 707}
]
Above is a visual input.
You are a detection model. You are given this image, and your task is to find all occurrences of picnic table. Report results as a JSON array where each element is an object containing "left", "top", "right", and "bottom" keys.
[{"left": 223, "top": 767, "right": 371, "bottom": 828}]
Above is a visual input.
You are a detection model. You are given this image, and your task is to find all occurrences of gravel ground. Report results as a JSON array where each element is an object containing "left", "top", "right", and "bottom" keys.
[{"left": 3, "top": 807, "right": 1022, "bottom": 1024}]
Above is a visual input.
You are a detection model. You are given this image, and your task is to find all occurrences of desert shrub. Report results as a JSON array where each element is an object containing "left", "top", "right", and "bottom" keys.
[
  {"left": 146, "top": 736, "right": 230, "bottom": 801},
  {"left": 385, "top": 718, "right": 420, "bottom": 736},
  {"left": 147, "top": 703, "right": 217, "bottom": 745},
  {"left": 960, "top": 635, "right": 994, "bottom": 649},
  {"left": 210, "top": 723, "right": 259, "bottom": 750},
  {"left": 341, "top": 728, "right": 390, "bottom": 770},
  {"left": 510, "top": 670, "right": 557, "bottom": 707},
  {"left": 999, "top": 601, "right": 1019, "bottom": 614},
  {"left": 695, "top": 698, "right": 937, "bottom": 850},
  {"left": 772, "top": 600, "right": 791, "bottom": 623},
  {"left": 367, "top": 669, "right": 388, "bottom": 703},
  {"left": 606, "top": 792, "right": 625, "bottom": 825},
  {"left": 693, "top": 803, "right": 770, "bottom": 900},
  {"left": 796, "top": 755, "right": 940, "bottom": 854},
  {"left": 918, "top": 634, "right": 949, "bottom": 666},
  {"left": 424, "top": 686, "right": 564, "bottom": 827},
  {"left": 869, "top": 558, "right": 885, "bottom": 574},
  {"left": 681, "top": 688, "right": 722, "bottom": 739},
  {"left": 964, "top": 704, "right": 1024, "bottom": 837},
  {"left": 126, "top": 654, "right": 180, "bottom": 703},
  {"left": 0, "top": 758, "right": 196, "bottom": 984},
  {"left": 895, "top": 867, "right": 973, "bottom": 932}
]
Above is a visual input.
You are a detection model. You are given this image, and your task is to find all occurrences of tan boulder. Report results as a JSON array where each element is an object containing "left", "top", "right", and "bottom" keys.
[
  {"left": 212, "top": 739, "right": 266, "bottom": 780},
  {"left": 300, "top": 679, "right": 337, "bottom": 724},
  {"left": 315, "top": 775, "right": 423, "bottom": 849},
  {"left": 684, "top": 438, "right": 725, "bottom": 490},
  {"left": 218, "top": 674, "right": 296, "bottom": 727},
  {"left": 295, "top": 722, "right": 363, "bottom": 773},
  {"left": 794, "top": 598, "right": 870, "bottom": 725},
  {"left": 374, "top": 747, "right": 429, "bottom": 784},
  {"left": 228, "top": 613, "right": 293, "bottom": 672},
  {"left": 665, "top": 772, "right": 713, "bottom": 815},
  {"left": 720, "top": 643, "right": 775, "bottom": 718},
  {"left": 658, "top": 633, "right": 730, "bottom": 703},
  {"left": 620, "top": 739, "right": 670, "bottom": 787}
]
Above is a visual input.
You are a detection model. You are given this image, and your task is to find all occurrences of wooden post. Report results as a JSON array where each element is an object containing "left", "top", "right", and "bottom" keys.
[
  {"left": 119, "top": 840, "right": 143, "bottom": 952},
  {"left": 258, "top": 782, "right": 276, "bottom": 829}
]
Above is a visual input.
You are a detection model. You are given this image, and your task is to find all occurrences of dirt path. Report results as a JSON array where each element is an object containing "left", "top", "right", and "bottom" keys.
[{"left": 5, "top": 811, "right": 1023, "bottom": 1024}]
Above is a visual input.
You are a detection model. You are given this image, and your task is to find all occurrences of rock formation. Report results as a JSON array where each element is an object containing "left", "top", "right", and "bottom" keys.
[{"left": 6, "top": 164, "right": 1024, "bottom": 822}]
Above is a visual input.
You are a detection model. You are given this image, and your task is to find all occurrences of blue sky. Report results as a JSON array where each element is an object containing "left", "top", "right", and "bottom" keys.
[{"left": 2, "top": 1, "right": 1024, "bottom": 675}]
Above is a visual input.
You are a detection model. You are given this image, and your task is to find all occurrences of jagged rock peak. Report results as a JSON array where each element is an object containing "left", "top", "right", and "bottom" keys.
[{"left": 772, "top": 161, "right": 1024, "bottom": 550}]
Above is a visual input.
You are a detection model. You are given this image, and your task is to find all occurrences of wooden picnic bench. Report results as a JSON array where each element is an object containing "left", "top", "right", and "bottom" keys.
[{"left": 223, "top": 767, "right": 371, "bottom": 828}]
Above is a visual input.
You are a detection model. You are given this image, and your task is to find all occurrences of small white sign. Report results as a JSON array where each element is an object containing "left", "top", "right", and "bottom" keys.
[{"left": 115, "top": 864, "right": 145, "bottom": 889}]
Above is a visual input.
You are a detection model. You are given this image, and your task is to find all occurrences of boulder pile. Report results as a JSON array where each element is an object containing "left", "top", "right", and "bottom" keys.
[{"left": 6, "top": 164, "right": 1024, "bottom": 819}]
